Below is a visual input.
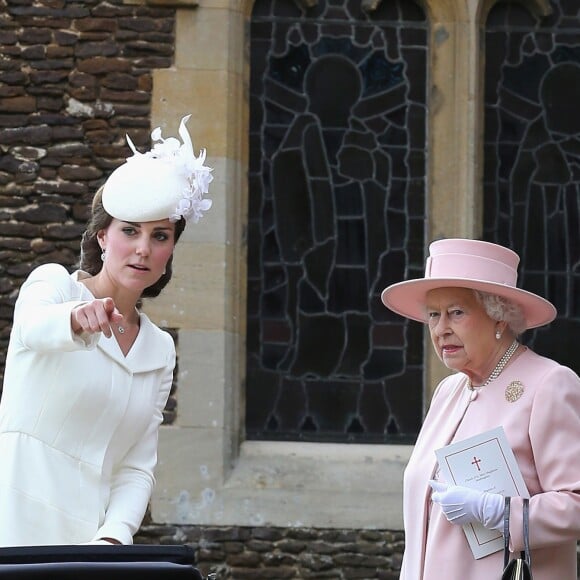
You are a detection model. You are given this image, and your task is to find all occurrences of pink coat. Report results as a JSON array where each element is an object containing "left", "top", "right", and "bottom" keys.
[{"left": 400, "top": 348, "right": 580, "bottom": 580}]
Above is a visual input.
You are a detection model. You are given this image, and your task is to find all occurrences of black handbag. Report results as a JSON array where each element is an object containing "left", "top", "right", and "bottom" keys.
[
  {"left": 501, "top": 497, "right": 532, "bottom": 580},
  {"left": 0, "top": 544, "right": 205, "bottom": 579}
]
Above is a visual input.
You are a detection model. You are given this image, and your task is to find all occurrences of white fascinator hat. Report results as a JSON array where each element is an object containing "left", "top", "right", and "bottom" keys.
[{"left": 102, "top": 115, "right": 213, "bottom": 223}]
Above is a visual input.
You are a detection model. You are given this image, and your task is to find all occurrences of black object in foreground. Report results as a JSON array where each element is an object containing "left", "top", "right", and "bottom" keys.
[{"left": 0, "top": 544, "right": 204, "bottom": 579}]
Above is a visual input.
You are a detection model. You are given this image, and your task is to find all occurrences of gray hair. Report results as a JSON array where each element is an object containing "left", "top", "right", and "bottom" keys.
[{"left": 474, "top": 290, "right": 527, "bottom": 335}]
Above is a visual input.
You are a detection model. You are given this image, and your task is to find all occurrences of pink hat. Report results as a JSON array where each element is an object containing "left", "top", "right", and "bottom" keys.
[{"left": 381, "top": 239, "right": 556, "bottom": 330}]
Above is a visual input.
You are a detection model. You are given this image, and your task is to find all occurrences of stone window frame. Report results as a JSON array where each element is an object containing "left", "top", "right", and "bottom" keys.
[{"left": 137, "top": 0, "right": 550, "bottom": 530}]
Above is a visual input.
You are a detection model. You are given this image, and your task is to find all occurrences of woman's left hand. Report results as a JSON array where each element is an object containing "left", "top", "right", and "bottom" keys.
[{"left": 429, "top": 480, "right": 504, "bottom": 530}]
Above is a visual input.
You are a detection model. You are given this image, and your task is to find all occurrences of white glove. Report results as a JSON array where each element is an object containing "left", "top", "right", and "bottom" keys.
[
  {"left": 429, "top": 480, "right": 504, "bottom": 530},
  {"left": 80, "top": 539, "right": 115, "bottom": 545}
]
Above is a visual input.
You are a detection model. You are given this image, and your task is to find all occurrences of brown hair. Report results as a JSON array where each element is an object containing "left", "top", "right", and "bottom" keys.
[{"left": 79, "top": 187, "right": 186, "bottom": 298}]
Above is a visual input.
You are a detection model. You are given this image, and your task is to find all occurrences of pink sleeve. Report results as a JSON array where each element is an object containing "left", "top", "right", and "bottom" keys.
[{"left": 509, "top": 364, "right": 580, "bottom": 551}]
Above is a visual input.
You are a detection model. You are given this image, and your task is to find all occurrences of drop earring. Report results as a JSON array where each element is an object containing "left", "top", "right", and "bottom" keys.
[
  {"left": 495, "top": 330, "right": 501, "bottom": 340},
  {"left": 101, "top": 249, "right": 106, "bottom": 262}
]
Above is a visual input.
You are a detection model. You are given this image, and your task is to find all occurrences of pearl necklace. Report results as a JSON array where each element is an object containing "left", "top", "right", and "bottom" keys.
[{"left": 467, "top": 339, "right": 519, "bottom": 390}]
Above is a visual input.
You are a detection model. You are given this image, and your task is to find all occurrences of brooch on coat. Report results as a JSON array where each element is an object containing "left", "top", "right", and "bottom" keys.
[{"left": 505, "top": 380, "right": 524, "bottom": 402}]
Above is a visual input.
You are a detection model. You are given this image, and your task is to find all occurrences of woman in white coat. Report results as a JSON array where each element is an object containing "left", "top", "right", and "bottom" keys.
[
  {"left": 381, "top": 238, "right": 580, "bottom": 580},
  {"left": 0, "top": 115, "right": 213, "bottom": 546}
]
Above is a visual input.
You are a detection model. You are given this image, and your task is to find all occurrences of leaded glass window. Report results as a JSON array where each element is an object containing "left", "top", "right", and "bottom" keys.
[
  {"left": 484, "top": 0, "right": 580, "bottom": 376},
  {"left": 246, "top": 0, "right": 428, "bottom": 443}
]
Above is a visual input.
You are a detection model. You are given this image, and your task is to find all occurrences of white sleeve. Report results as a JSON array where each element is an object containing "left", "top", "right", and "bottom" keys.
[
  {"left": 12, "top": 264, "right": 99, "bottom": 352},
  {"left": 93, "top": 348, "right": 175, "bottom": 544}
]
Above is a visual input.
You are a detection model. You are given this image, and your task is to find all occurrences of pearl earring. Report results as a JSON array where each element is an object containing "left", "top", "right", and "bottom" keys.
[
  {"left": 495, "top": 330, "right": 501, "bottom": 340},
  {"left": 101, "top": 250, "right": 106, "bottom": 262}
]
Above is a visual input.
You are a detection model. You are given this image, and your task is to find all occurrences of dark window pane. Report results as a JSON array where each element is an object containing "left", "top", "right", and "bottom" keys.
[{"left": 246, "top": 0, "right": 428, "bottom": 444}]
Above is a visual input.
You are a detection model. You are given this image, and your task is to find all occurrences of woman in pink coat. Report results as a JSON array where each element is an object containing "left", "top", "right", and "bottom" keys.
[
  {"left": 0, "top": 116, "right": 213, "bottom": 546},
  {"left": 381, "top": 238, "right": 580, "bottom": 580}
]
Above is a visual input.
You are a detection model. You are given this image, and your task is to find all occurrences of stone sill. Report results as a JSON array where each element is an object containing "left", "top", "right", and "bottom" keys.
[{"left": 153, "top": 433, "right": 412, "bottom": 530}]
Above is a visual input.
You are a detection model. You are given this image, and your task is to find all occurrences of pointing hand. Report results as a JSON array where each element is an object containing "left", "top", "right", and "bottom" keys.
[{"left": 72, "top": 298, "right": 125, "bottom": 338}]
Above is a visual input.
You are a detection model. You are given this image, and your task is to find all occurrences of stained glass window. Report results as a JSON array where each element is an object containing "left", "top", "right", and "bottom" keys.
[
  {"left": 246, "top": 0, "right": 428, "bottom": 443},
  {"left": 484, "top": 0, "right": 580, "bottom": 376}
]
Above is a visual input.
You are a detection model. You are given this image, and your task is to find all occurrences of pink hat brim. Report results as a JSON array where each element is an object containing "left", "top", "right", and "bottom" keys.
[{"left": 381, "top": 277, "right": 556, "bottom": 330}]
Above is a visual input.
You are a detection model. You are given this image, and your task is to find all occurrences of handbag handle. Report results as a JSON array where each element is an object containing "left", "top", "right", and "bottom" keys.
[
  {"left": 503, "top": 496, "right": 531, "bottom": 569},
  {"left": 522, "top": 498, "right": 531, "bottom": 568}
]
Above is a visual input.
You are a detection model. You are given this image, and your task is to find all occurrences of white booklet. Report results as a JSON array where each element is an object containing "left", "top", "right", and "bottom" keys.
[{"left": 435, "top": 426, "right": 529, "bottom": 559}]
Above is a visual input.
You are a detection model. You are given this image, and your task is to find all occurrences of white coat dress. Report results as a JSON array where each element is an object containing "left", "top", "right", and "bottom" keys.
[{"left": 0, "top": 264, "right": 175, "bottom": 546}]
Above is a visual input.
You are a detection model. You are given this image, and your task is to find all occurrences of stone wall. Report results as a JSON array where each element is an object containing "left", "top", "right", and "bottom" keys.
[
  {"left": 135, "top": 523, "right": 404, "bottom": 580},
  {"left": 0, "top": 0, "right": 176, "bottom": 385}
]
